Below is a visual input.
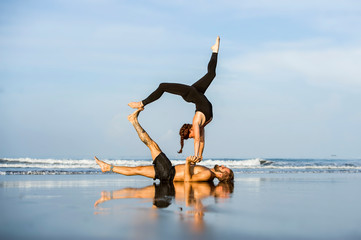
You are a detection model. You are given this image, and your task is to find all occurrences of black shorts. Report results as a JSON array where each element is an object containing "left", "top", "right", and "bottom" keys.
[
  {"left": 153, "top": 152, "right": 175, "bottom": 182},
  {"left": 153, "top": 181, "right": 175, "bottom": 208}
]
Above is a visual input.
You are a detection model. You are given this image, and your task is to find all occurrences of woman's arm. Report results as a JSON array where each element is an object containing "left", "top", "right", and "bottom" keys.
[
  {"left": 192, "top": 112, "right": 206, "bottom": 159},
  {"left": 184, "top": 156, "right": 194, "bottom": 182},
  {"left": 184, "top": 156, "right": 211, "bottom": 182},
  {"left": 198, "top": 128, "right": 205, "bottom": 159},
  {"left": 193, "top": 123, "right": 202, "bottom": 158}
]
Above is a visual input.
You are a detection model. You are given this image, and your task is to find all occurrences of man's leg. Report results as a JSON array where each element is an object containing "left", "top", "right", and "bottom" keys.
[
  {"left": 128, "top": 108, "right": 162, "bottom": 160},
  {"left": 95, "top": 156, "right": 155, "bottom": 178},
  {"left": 95, "top": 185, "right": 155, "bottom": 207}
]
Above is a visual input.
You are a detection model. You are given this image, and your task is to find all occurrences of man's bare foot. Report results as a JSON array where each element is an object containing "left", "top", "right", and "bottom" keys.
[
  {"left": 211, "top": 36, "right": 220, "bottom": 53},
  {"left": 94, "top": 191, "right": 111, "bottom": 207},
  {"left": 127, "top": 108, "right": 143, "bottom": 123},
  {"left": 128, "top": 101, "right": 143, "bottom": 109},
  {"left": 95, "top": 156, "right": 111, "bottom": 172}
]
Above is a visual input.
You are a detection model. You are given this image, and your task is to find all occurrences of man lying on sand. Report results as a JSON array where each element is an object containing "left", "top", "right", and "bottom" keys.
[{"left": 95, "top": 108, "right": 233, "bottom": 182}]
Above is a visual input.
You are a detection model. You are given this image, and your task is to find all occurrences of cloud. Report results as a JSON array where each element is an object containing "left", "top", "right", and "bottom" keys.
[
  {"left": 221, "top": 0, "right": 361, "bottom": 14},
  {"left": 313, "top": 14, "right": 361, "bottom": 36},
  {"left": 184, "top": 0, "right": 361, "bottom": 37},
  {"left": 225, "top": 42, "right": 361, "bottom": 90},
  {"left": 150, "top": 0, "right": 361, "bottom": 12}
]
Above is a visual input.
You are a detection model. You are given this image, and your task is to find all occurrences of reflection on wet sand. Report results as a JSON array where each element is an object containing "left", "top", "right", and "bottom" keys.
[{"left": 94, "top": 181, "right": 233, "bottom": 233}]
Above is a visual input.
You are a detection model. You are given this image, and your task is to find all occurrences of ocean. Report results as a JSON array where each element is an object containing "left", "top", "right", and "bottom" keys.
[
  {"left": 1, "top": 157, "right": 361, "bottom": 175},
  {"left": 2, "top": 157, "right": 361, "bottom": 240}
]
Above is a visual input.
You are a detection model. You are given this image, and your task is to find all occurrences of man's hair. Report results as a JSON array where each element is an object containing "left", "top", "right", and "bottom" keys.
[
  {"left": 216, "top": 181, "right": 234, "bottom": 194},
  {"left": 218, "top": 168, "right": 234, "bottom": 183}
]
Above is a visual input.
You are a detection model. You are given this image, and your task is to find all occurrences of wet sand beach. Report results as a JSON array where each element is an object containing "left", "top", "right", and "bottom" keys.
[{"left": 1, "top": 173, "right": 361, "bottom": 240}]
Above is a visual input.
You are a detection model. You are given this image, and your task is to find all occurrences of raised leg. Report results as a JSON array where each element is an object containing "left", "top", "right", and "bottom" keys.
[
  {"left": 128, "top": 83, "right": 192, "bottom": 109},
  {"left": 141, "top": 83, "right": 192, "bottom": 106},
  {"left": 191, "top": 54, "right": 217, "bottom": 94},
  {"left": 191, "top": 37, "right": 220, "bottom": 94},
  {"left": 128, "top": 108, "right": 162, "bottom": 160},
  {"left": 211, "top": 36, "right": 220, "bottom": 53}
]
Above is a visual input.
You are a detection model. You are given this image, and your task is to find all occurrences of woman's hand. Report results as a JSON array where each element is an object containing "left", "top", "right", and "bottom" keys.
[{"left": 186, "top": 156, "right": 202, "bottom": 165}]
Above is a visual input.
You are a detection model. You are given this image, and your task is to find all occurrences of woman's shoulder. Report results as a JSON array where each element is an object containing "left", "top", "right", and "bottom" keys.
[{"left": 193, "top": 111, "right": 206, "bottom": 126}]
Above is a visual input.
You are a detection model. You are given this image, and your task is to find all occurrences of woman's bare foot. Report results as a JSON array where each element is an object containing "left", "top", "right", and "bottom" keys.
[
  {"left": 95, "top": 156, "right": 111, "bottom": 172},
  {"left": 211, "top": 36, "right": 220, "bottom": 53},
  {"left": 127, "top": 108, "right": 143, "bottom": 123},
  {"left": 128, "top": 101, "right": 143, "bottom": 109}
]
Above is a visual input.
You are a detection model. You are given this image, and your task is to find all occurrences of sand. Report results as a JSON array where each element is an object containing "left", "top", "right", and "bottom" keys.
[{"left": 1, "top": 173, "right": 361, "bottom": 240}]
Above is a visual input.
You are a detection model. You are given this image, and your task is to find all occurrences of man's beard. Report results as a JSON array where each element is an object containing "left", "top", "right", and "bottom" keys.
[{"left": 214, "top": 164, "right": 221, "bottom": 172}]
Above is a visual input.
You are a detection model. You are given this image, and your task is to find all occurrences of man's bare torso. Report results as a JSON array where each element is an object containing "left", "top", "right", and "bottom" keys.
[{"left": 173, "top": 164, "right": 214, "bottom": 182}]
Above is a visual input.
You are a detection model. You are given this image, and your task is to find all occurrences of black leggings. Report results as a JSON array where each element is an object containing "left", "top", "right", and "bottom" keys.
[{"left": 142, "top": 53, "right": 218, "bottom": 106}]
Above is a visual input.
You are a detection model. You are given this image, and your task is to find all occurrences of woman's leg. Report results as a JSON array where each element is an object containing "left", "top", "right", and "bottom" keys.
[
  {"left": 192, "top": 36, "right": 220, "bottom": 94},
  {"left": 191, "top": 53, "right": 218, "bottom": 95},
  {"left": 129, "top": 36, "right": 220, "bottom": 109},
  {"left": 142, "top": 83, "right": 192, "bottom": 106}
]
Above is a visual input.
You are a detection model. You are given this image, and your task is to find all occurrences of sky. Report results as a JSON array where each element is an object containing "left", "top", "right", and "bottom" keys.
[{"left": 1, "top": 0, "right": 361, "bottom": 159}]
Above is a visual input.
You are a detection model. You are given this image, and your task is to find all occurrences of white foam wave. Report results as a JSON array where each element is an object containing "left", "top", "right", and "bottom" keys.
[
  {"left": 2, "top": 158, "right": 92, "bottom": 164},
  {"left": 1, "top": 158, "right": 153, "bottom": 169},
  {"left": 171, "top": 158, "right": 269, "bottom": 168},
  {"left": 260, "top": 165, "right": 361, "bottom": 170},
  {"left": 1, "top": 158, "right": 360, "bottom": 171},
  {"left": 200, "top": 158, "right": 269, "bottom": 167},
  {"left": 1, "top": 157, "right": 266, "bottom": 169}
]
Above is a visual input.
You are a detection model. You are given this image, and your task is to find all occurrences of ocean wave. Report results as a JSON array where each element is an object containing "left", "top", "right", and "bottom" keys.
[
  {"left": 0, "top": 170, "right": 100, "bottom": 175},
  {"left": 2, "top": 169, "right": 361, "bottom": 176},
  {"left": 1, "top": 157, "right": 269, "bottom": 169},
  {"left": 1, "top": 157, "right": 361, "bottom": 175}
]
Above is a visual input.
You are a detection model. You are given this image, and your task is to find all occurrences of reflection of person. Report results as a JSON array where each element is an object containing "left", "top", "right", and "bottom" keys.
[
  {"left": 128, "top": 36, "right": 220, "bottom": 160},
  {"left": 95, "top": 108, "right": 233, "bottom": 183},
  {"left": 94, "top": 181, "right": 234, "bottom": 208},
  {"left": 94, "top": 181, "right": 234, "bottom": 232},
  {"left": 94, "top": 182, "right": 175, "bottom": 208}
]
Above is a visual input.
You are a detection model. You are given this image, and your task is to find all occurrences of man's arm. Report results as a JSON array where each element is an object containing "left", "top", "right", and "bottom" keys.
[{"left": 184, "top": 156, "right": 212, "bottom": 182}]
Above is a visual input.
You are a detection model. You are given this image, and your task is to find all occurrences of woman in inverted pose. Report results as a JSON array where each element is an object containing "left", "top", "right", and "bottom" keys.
[{"left": 128, "top": 36, "right": 220, "bottom": 160}]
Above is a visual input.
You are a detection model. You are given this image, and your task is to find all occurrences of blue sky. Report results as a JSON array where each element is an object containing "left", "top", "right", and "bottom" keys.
[{"left": 1, "top": 0, "right": 361, "bottom": 159}]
